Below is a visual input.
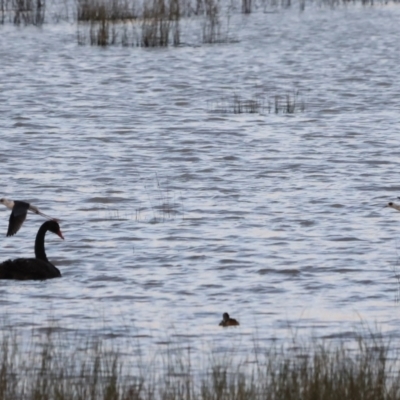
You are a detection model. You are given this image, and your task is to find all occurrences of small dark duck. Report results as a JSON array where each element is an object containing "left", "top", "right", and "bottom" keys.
[{"left": 219, "top": 312, "right": 240, "bottom": 327}]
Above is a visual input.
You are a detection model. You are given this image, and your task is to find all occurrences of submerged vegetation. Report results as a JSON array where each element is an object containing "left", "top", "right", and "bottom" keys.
[
  {"left": 0, "top": 0, "right": 45, "bottom": 25},
  {"left": 76, "top": 0, "right": 183, "bottom": 46},
  {"left": 0, "top": 0, "right": 391, "bottom": 43},
  {"left": 211, "top": 90, "right": 305, "bottom": 114},
  {"left": 102, "top": 174, "right": 183, "bottom": 222},
  {"left": 0, "top": 325, "right": 399, "bottom": 399},
  {"left": 76, "top": 0, "right": 230, "bottom": 46}
]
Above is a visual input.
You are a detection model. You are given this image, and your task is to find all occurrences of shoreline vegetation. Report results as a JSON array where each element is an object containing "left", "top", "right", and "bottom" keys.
[
  {"left": 0, "top": 0, "right": 388, "bottom": 46},
  {"left": 0, "top": 325, "right": 399, "bottom": 399}
]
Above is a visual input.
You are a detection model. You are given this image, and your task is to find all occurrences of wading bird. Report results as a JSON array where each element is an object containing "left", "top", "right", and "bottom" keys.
[
  {"left": 0, "top": 198, "right": 59, "bottom": 237},
  {"left": 0, "top": 220, "right": 64, "bottom": 280},
  {"left": 219, "top": 312, "right": 240, "bottom": 327}
]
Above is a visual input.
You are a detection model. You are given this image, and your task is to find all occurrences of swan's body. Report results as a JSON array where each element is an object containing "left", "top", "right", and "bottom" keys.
[
  {"left": 219, "top": 312, "right": 240, "bottom": 327},
  {"left": 0, "top": 220, "right": 64, "bottom": 280},
  {"left": 0, "top": 198, "right": 58, "bottom": 237},
  {"left": 386, "top": 202, "right": 400, "bottom": 212}
]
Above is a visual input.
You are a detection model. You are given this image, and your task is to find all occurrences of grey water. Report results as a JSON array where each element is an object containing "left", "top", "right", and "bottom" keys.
[{"left": 1, "top": 3, "right": 400, "bottom": 364}]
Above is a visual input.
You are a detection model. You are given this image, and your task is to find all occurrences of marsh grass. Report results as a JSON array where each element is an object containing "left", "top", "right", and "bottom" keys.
[
  {"left": 77, "top": 0, "right": 136, "bottom": 45},
  {"left": 10, "top": 0, "right": 45, "bottom": 25},
  {"left": 102, "top": 175, "right": 182, "bottom": 222},
  {"left": 232, "top": 94, "right": 263, "bottom": 113},
  {"left": 211, "top": 91, "right": 305, "bottom": 114},
  {"left": 242, "top": 0, "right": 252, "bottom": 13},
  {"left": 75, "top": 0, "right": 234, "bottom": 46},
  {"left": 144, "top": 173, "right": 182, "bottom": 222},
  {"left": 141, "top": 0, "right": 180, "bottom": 47},
  {"left": 201, "top": 0, "right": 227, "bottom": 43},
  {"left": 0, "top": 0, "right": 395, "bottom": 26},
  {"left": 0, "top": 325, "right": 399, "bottom": 399},
  {"left": 271, "top": 90, "right": 305, "bottom": 114},
  {"left": 77, "top": 0, "right": 181, "bottom": 46},
  {"left": 74, "top": 0, "right": 335, "bottom": 46},
  {"left": 211, "top": 94, "right": 265, "bottom": 114},
  {"left": 77, "top": 0, "right": 136, "bottom": 21}
]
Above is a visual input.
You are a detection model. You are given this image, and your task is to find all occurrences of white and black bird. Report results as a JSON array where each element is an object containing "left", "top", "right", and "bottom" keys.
[
  {"left": 386, "top": 198, "right": 400, "bottom": 213},
  {"left": 386, "top": 202, "right": 400, "bottom": 212},
  {"left": 0, "top": 198, "right": 59, "bottom": 237}
]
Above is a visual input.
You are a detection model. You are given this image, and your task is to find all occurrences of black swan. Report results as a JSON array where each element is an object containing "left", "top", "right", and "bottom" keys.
[
  {"left": 0, "top": 220, "right": 64, "bottom": 280},
  {"left": 0, "top": 198, "right": 59, "bottom": 237},
  {"left": 219, "top": 312, "right": 240, "bottom": 327}
]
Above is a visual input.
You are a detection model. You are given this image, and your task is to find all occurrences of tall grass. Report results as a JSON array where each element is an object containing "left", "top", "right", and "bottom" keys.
[
  {"left": 201, "top": 0, "right": 221, "bottom": 43},
  {"left": 77, "top": 0, "right": 136, "bottom": 21},
  {"left": 74, "top": 0, "right": 384, "bottom": 46},
  {"left": 211, "top": 91, "right": 305, "bottom": 114},
  {"left": 141, "top": 0, "right": 180, "bottom": 47},
  {"left": 11, "top": 0, "right": 45, "bottom": 25},
  {"left": 77, "top": 0, "right": 136, "bottom": 45},
  {"left": 242, "top": 0, "right": 252, "bottom": 13},
  {"left": 0, "top": 324, "right": 399, "bottom": 399},
  {"left": 143, "top": 173, "right": 182, "bottom": 222},
  {"left": 272, "top": 90, "right": 305, "bottom": 114},
  {"left": 101, "top": 174, "right": 183, "bottom": 222},
  {"left": 0, "top": 0, "right": 45, "bottom": 25},
  {"left": 77, "top": 0, "right": 181, "bottom": 46},
  {"left": 0, "top": 0, "right": 395, "bottom": 26}
]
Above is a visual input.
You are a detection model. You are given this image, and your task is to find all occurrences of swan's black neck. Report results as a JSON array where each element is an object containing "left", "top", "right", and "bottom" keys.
[{"left": 34, "top": 224, "right": 49, "bottom": 262}]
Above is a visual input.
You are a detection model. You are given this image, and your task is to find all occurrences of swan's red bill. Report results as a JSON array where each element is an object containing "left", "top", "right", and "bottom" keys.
[{"left": 57, "top": 230, "right": 64, "bottom": 240}]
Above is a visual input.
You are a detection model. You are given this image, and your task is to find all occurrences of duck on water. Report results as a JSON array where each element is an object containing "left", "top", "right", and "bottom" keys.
[
  {"left": 0, "top": 220, "right": 64, "bottom": 280},
  {"left": 219, "top": 312, "right": 240, "bottom": 327}
]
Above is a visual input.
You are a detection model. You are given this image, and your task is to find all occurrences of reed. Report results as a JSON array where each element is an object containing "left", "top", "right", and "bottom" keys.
[
  {"left": 271, "top": 90, "right": 305, "bottom": 114},
  {"left": 145, "top": 173, "right": 181, "bottom": 222},
  {"left": 2, "top": 0, "right": 395, "bottom": 26},
  {"left": 0, "top": 0, "right": 4, "bottom": 23},
  {"left": 77, "top": 0, "right": 136, "bottom": 22},
  {"left": 242, "top": 0, "right": 252, "bottom": 13},
  {"left": 141, "top": 0, "right": 181, "bottom": 47},
  {"left": 77, "top": 0, "right": 136, "bottom": 45},
  {"left": 101, "top": 175, "right": 182, "bottom": 222},
  {"left": 211, "top": 94, "right": 265, "bottom": 114},
  {"left": 233, "top": 94, "right": 263, "bottom": 113},
  {"left": 201, "top": 0, "right": 222, "bottom": 43},
  {"left": 211, "top": 90, "right": 306, "bottom": 115},
  {"left": 11, "top": 0, "right": 45, "bottom": 25},
  {"left": 77, "top": 0, "right": 181, "bottom": 46},
  {"left": 0, "top": 326, "right": 397, "bottom": 399}
]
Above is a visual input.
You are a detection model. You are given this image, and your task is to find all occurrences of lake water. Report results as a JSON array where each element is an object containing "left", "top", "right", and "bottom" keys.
[{"left": 0, "top": 2, "right": 400, "bottom": 366}]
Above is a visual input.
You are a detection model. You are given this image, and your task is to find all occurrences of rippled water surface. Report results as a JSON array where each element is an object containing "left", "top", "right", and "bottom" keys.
[{"left": 1, "top": 4, "right": 400, "bottom": 362}]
